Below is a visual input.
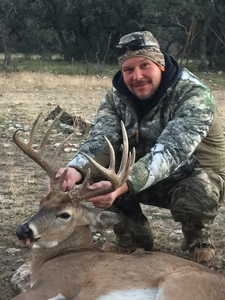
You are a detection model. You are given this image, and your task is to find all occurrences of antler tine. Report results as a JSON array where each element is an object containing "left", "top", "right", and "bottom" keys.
[
  {"left": 38, "top": 111, "right": 63, "bottom": 155},
  {"left": 27, "top": 112, "right": 43, "bottom": 146},
  {"left": 13, "top": 111, "right": 73, "bottom": 181},
  {"left": 89, "top": 121, "right": 136, "bottom": 187},
  {"left": 116, "top": 120, "right": 135, "bottom": 179},
  {"left": 72, "top": 121, "right": 135, "bottom": 202}
]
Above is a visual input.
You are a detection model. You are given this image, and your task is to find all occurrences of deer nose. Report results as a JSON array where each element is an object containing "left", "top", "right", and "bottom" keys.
[{"left": 16, "top": 223, "right": 33, "bottom": 241}]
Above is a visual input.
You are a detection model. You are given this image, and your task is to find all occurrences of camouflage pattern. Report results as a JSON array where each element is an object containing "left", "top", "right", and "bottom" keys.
[
  {"left": 110, "top": 167, "right": 225, "bottom": 250},
  {"left": 117, "top": 31, "right": 165, "bottom": 68},
  {"left": 67, "top": 66, "right": 225, "bottom": 251},
  {"left": 68, "top": 68, "right": 225, "bottom": 193}
]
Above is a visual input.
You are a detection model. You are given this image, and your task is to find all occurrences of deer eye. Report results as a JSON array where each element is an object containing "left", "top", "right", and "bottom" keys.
[{"left": 57, "top": 213, "right": 71, "bottom": 219}]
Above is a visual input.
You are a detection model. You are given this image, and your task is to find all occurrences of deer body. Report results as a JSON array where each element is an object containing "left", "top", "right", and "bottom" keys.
[
  {"left": 11, "top": 193, "right": 225, "bottom": 300},
  {"left": 11, "top": 229, "right": 225, "bottom": 300},
  {"left": 11, "top": 112, "right": 225, "bottom": 300}
]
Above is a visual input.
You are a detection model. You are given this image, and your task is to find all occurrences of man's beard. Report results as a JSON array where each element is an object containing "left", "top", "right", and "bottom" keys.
[{"left": 129, "top": 82, "right": 158, "bottom": 100}]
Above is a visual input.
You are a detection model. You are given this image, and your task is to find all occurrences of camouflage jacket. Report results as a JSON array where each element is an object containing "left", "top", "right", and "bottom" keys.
[{"left": 68, "top": 68, "right": 225, "bottom": 194}]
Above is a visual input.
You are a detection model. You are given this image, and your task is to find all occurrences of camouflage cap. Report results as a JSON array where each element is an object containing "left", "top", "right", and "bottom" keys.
[{"left": 117, "top": 31, "right": 165, "bottom": 69}]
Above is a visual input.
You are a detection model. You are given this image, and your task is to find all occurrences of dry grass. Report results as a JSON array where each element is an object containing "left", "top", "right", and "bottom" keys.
[
  {"left": 0, "top": 72, "right": 111, "bottom": 124},
  {"left": 0, "top": 72, "right": 112, "bottom": 92},
  {"left": 1, "top": 71, "right": 225, "bottom": 300}
]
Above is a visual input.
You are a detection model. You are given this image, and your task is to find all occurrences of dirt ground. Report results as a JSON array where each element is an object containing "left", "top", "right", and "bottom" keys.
[{"left": 1, "top": 71, "right": 225, "bottom": 300}]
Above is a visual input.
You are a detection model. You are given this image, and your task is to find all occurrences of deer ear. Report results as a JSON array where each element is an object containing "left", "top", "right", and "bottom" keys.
[
  {"left": 95, "top": 211, "right": 124, "bottom": 229},
  {"left": 83, "top": 206, "right": 124, "bottom": 230}
]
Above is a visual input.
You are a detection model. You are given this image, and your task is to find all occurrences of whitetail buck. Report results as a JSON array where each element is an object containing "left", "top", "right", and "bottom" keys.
[{"left": 11, "top": 112, "right": 225, "bottom": 300}]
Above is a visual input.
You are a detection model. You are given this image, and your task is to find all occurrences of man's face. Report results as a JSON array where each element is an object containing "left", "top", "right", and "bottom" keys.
[{"left": 121, "top": 56, "right": 162, "bottom": 100}]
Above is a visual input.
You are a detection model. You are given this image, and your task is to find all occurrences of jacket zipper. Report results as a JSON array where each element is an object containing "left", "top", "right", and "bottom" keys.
[{"left": 135, "top": 129, "right": 139, "bottom": 144}]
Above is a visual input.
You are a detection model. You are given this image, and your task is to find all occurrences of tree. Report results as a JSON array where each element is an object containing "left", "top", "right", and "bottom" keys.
[
  {"left": 141, "top": 0, "right": 224, "bottom": 69},
  {"left": 1, "top": 0, "right": 225, "bottom": 68},
  {"left": 0, "top": 0, "right": 29, "bottom": 65},
  {"left": 24, "top": 0, "right": 150, "bottom": 61}
]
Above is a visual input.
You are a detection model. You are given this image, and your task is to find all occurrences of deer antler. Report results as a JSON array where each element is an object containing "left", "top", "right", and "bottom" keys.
[
  {"left": 13, "top": 113, "right": 135, "bottom": 199},
  {"left": 71, "top": 121, "right": 136, "bottom": 202},
  {"left": 13, "top": 112, "right": 73, "bottom": 188}
]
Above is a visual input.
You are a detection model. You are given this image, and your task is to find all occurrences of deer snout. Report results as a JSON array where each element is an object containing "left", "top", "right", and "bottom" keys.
[{"left": 16, "top": 223, "right": 33, "bottom": 244}]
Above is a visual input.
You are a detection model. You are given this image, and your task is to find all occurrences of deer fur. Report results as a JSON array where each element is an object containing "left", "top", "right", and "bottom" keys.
[
  {"left": 11, "top": 200, "right": 225, "bottom": 300},
  {"left": 11, "top": 112, "right": 225, "bottom": 300}
]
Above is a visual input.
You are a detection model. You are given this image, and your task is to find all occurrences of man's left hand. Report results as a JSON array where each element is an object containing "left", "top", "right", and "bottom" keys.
[{"left": 87, "top": 181, "right": 129, "bottom": 208}]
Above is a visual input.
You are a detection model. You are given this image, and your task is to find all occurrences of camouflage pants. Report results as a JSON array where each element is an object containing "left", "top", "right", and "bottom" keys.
[{"left": 110, "top": 168, "right": 225, "bottom": 251}]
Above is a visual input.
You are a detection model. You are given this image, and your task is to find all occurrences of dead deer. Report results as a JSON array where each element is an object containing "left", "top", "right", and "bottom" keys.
[{"left": 11, "top": 112, "right": 225, "bottom": 300}]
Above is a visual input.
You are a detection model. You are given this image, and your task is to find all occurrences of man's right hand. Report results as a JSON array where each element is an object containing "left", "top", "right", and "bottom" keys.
[{"left": 56, "top": 167, "right": 83, "bottom": 192}]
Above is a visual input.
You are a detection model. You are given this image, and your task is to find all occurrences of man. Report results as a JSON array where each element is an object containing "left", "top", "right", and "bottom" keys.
[{"left": 57, "top": 31, "right": 225, "bottom": 263}]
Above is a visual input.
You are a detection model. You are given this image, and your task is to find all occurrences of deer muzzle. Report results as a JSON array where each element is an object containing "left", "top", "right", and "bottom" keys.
[{"left": 16, "top": 223, "right": 35, "bottom": 244}]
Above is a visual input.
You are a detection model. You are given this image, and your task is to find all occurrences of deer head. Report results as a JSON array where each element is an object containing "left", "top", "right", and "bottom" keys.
[{"left": 13, "top": 112, "right": 135, "bottom": 249}]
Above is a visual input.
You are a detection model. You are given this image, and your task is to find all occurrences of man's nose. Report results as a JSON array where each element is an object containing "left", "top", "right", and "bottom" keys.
[{"left": 132, "top": 68, "right": 143, "bottom": 80}]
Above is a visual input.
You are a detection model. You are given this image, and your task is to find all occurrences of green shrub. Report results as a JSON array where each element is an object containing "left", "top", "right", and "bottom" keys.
[
  {"left": 0, "top": 55, "right": 118, "bottom": 77},
  {"left": 0, "top": 117, "right": 4, "bottom": 125}
]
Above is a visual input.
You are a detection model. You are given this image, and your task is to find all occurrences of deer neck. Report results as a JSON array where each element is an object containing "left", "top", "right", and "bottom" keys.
[{"left": 31, "top": 224, "right": 93, "bottom": 274}]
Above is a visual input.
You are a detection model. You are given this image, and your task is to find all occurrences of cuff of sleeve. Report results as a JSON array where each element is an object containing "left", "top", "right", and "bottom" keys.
[
  {"left": 126, "top": 179, "right": 135, "bottom": 195},
  {"left": 67, "top": 165, "right": 85, "bottom": 184}
]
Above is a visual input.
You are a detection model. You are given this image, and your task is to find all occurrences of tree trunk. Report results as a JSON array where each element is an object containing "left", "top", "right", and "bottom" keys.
[
  {"left": 208, "top": 39, "right": 219, "bottom": 69},
  {"left": 198, "top": 22, "right": 208, "bottom": 71},
  {"left": 56, "top": 29, "right": 70, "bottom": 61},
  {"left": 2, "top": 25, "right": 11, "bottom": 66}
]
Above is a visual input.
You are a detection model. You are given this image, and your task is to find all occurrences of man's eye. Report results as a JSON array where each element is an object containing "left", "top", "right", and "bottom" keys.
[{"left": 123, "top": 69, "right": 132, "bottom": 73}]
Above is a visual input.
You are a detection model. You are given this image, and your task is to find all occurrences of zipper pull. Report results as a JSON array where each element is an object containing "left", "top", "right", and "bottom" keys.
[{"left": 135, "top": 129, "right": 139, "bottom": 143}]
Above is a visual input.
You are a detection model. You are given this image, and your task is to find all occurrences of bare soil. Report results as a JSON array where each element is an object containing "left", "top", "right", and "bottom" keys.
[{"left": 1, "top": 72, "right": 225, "bottom": 300}]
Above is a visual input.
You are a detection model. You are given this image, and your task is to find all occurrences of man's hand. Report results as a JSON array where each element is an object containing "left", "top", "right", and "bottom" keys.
[
  {"left": 87, "top": 181, "right": 129, "bottom": 208},
  {"left": 56, "top": 167, "right": 83, "bottom": 191},
  {"left": 54, "top": 168, "right": 129, "bottom": 208}
]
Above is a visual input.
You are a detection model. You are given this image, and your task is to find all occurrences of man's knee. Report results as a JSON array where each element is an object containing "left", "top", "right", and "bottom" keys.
[{"left": 169, "top": 169, "right": 223, "bottom": 223}]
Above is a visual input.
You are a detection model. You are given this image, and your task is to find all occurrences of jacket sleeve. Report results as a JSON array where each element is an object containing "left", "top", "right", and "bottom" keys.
[
  {"left": 127, "top": 78, "right": 215, "bottom": 194},
  {"left": 67, "top": 90, "right": 122, "bottom": 177}
]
